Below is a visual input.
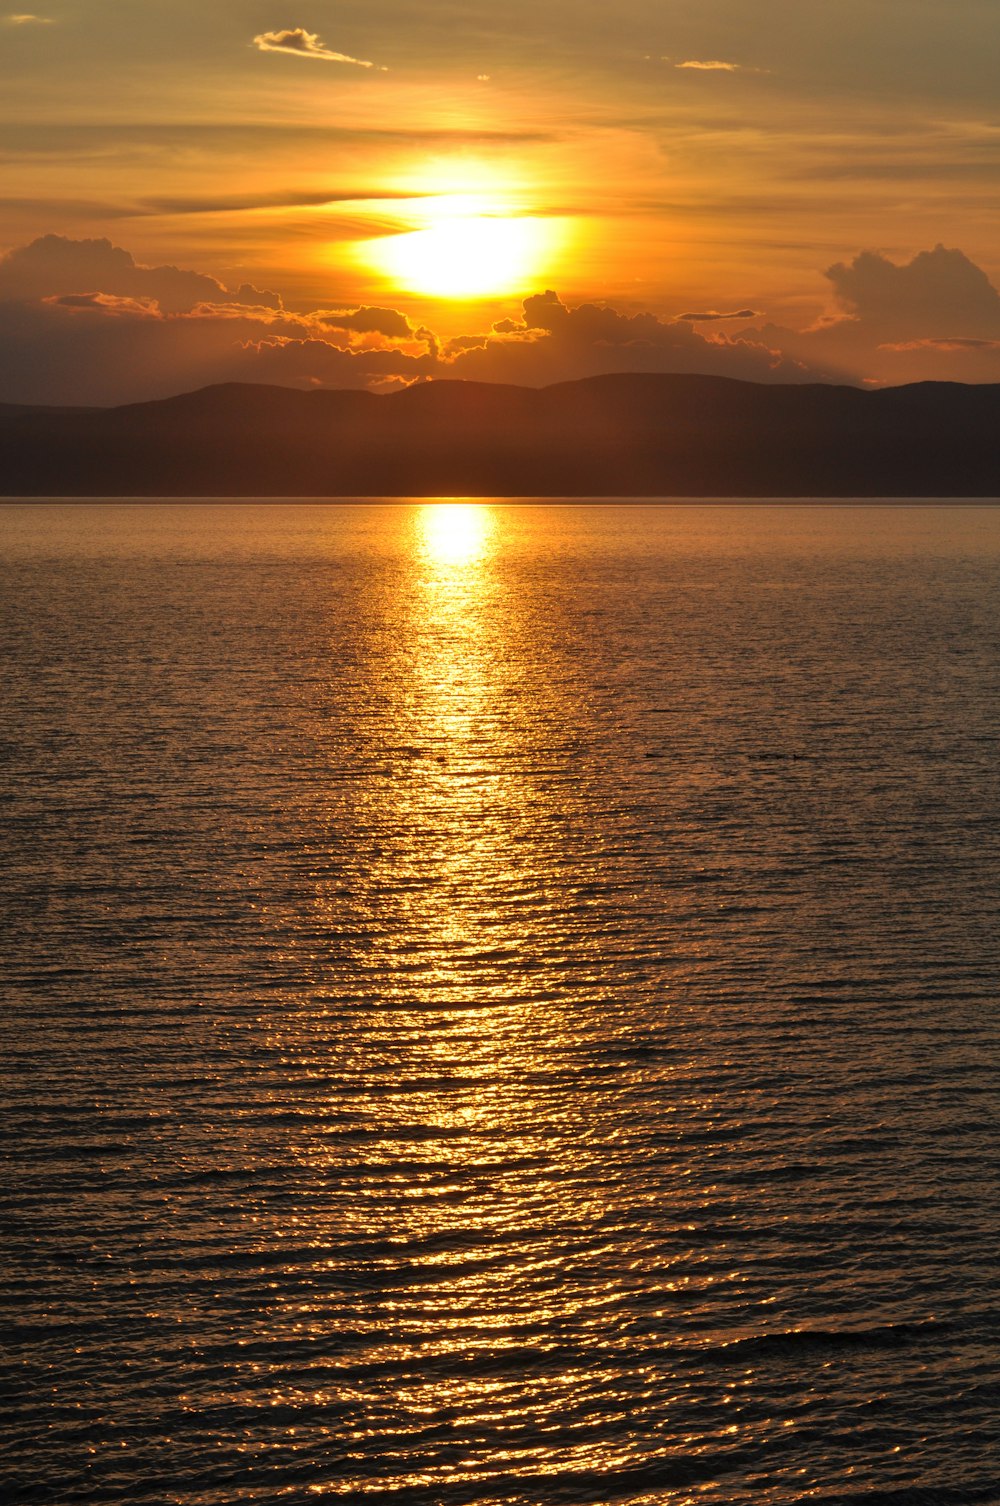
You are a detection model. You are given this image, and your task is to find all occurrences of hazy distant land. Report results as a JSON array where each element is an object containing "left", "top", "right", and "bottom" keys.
[{"left": 1, "top": 372, "right": 998, "bottom": 497}]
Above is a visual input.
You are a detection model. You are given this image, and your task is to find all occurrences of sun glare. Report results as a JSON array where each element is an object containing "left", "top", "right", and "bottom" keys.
[
  {"left": 419, "top": 502, "right": 494, "bottom": 565},
  {"left": 356, "top": 191, "right": 566, "bottom": 300}
]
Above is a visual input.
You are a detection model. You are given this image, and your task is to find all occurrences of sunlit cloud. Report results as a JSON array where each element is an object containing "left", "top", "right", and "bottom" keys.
[
  {"left": 675, "top": 60, "right": 741, "bottom": 72},
  {"left": 4, "top": 232, "right": 1000, "bottom": 405},
  {"left": 45, "top": 291, "right": 159, "bottom": 318},
  {"left": 0, "top": 234, "right": 282, "bottom": 313},
  {"left": 252, "top": 28, "right": 383, "bottom": 70},
  {"left": 450, "top": 288, "right": 806, "bottom": 386},
  {"left": 881, "top": 337, "right": 1000, "bottom": 352},
  {"left": 678, "top": 308, "right": 760, "bottom": 322},
  {"left": 4, "top": 11, "right": 54, "bottom": 21},
  {"left": 315, "top": 305, "right": 415, "bottom": 339}
]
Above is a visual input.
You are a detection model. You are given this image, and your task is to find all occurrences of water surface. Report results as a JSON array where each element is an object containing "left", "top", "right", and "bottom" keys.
[{"left": 2, "top": 501, "right": 999, "bottom": 1505}]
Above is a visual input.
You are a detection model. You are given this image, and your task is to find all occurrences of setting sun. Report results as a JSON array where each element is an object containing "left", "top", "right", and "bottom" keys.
[{"left": 356, "top": 193, "right": 566, "bottom": 299}]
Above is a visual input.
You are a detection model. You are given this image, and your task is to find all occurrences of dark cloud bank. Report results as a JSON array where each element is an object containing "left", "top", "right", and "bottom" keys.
[{"left": 1, "top": 234, "right": 1000, "bottom": 407}]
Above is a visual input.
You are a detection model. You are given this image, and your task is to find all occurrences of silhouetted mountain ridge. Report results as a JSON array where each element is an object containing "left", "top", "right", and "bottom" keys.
[{"left": 2, "top": 373, "right": 997, "bottom": 496}]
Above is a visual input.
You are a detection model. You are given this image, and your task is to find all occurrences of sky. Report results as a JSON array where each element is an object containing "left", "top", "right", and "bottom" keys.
[{"left": 2, "top": 0, "right": 1000, "bottom": 404}]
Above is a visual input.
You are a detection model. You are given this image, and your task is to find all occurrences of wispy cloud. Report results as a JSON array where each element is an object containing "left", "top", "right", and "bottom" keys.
[
  {"left": 46, "top": 291, "right": 160, "bottom": 319},
  {"left": 674, "top": 60, "right": 741, "bottom": 72},
  {"left": 880, "top": 337, "right": 1000, "bottom": 352},
  {"left": 0, "top": 123, "right": 557, "bottom": 162},
  {"left": 138, "top": 189, "right": 432, "bottom": 217},
  {"left": 678, "top": 308, "right": 759, "bottom": 322},
  {"left": 4, "top": 12, "right": 55, "bottom": 22},
  {"left": 0, "top": 196, "right": 133, "bottom": 218},
  {"left": 252, "top": 28, "right": 382, "bottom": 69}
]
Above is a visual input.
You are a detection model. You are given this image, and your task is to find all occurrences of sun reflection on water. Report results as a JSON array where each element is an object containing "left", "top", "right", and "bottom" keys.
[
  {"left": 401, "top": 499, "right": 510, "bottom": 1010},
  {"left": 10, "top": 504, "right": 999, "bottom": 1504},
  {"left": 266, "top": 501, "right": 757, "bottom": 1500},
  {"left": 418, "top": 501, "right": 495, "bottom": 568}
]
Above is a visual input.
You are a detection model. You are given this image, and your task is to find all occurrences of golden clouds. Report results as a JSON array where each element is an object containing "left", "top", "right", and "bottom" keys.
[{"left": 252, "top": 27, "right": 382, "bottom": 70}]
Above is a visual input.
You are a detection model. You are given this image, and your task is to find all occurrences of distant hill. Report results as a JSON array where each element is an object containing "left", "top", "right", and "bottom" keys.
[{"left": 1, "top": 373, "right": 998, "bottom": 496}]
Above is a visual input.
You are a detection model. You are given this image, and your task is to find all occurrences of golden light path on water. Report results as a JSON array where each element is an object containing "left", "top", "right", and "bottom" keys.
[
  {"left": 297, "top": 499, "right": 686, "bottom": 1490},
  {"left": 4, "top": 502, "right": 1000, "bottom": 1504},
  {"left": 266, "top": 502, "right": 957, "bottom": 1495}
]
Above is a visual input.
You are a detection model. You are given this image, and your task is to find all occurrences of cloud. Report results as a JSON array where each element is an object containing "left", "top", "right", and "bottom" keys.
[
  {"left": 0, "top": 123, "right": 558, "bottom": 162},
  {"left": 0, "top": 234, "right": 282, "bottom": 313},
  {"left": 444, "top": 335, "right": 488, "bottom": 355},
  {"left": 0, "top": 236, "right": 437, "bottom": 404},
  {"left": 0, "top": 295, "right": 432, "bottom": 406},
  {"left": 136, "top": 189, "right": 429, "bottom": 218},
  {"left": 252, "top": 28, "right": 381, "bottom": 69},
  {"left": 4, "top": 12, "right": 53, "bottom": 22},
  {"left": 881, "top": 337, "right": 1000, "bottom": 352},
  {"left": 0, "top": 235, "right": 817, "bottom": 407},
  {"left": 0, "top": 196, "right": 135, "bottom": 219},
  {"left": 45, "top": 292, "right": 161, "bottom": 318},
  {"left": 825, "top": 244, "right": 1000, "bottom": 340},
  {"left": 678, "top": 309, "right": 759, "bottom": 322},
  {"left": 675, "top": 60, "right": 741, "bottom": 72},
  {"left": 735, "top": 244, "right": 1000, "bottom": 384},
  {"left": 314, "top": 306, "right": 415, "bottom": 339},
  {"left": 445, "top": 290, "right": 811, "bottom": 387},
  {"left": 234, "top": 336, "right": 429, "bottom": 389},
  {"left": 5, "top": 235, "right": 1000, "bottom": 409}
]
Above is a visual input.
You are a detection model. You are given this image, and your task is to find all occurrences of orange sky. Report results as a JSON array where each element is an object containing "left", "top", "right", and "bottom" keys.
[{"left": 2, "top": 2, "right": 1000, "bottom": 401}]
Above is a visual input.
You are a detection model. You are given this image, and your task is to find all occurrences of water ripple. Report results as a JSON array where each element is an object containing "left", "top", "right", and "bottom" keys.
[{"left": 2, "top": 502, "right": 999, "bottom": 1505}]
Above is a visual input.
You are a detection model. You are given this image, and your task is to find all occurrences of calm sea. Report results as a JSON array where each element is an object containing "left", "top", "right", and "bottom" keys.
[{"left": 2, "top": 501, "right": 999, "bottom": 1506}]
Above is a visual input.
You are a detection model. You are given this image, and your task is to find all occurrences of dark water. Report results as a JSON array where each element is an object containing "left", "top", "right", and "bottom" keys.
[{"left": 2, "top": 501, "right": 999, "bottom": 1506}]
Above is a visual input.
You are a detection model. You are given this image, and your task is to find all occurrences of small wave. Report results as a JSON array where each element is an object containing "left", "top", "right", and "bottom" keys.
[{"left": 701, "top": 1317, "right": 952, "bottom": 1365}]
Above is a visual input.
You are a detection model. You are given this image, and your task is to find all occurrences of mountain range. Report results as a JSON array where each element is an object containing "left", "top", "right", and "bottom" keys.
[{"left": 1, "top": 373, "right": 998, "bottom": 497}]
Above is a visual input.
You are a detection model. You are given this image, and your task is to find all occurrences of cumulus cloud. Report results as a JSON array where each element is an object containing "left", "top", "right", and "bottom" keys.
[
  {"left": 314, "top": 306, "right": 414, "bottom": 339},
  {"left": 4, "top": 235, "right": 1000, "bottom": 407},
  {"left": 825, "top": 244, "right": 1000, "bottom": 340},
  {"left": 444, "top": 334, "right": 488, "bottom": 355},
  {"left": 0, "top": 235, "right": 282, "bottom": 314},
  {"left": 736, "top": 244, "right": 1000, "bottom": 384},
  {"left": 0, "top": 296, "right": 432, "bottom": 406},
  {"left": 235, "top": 336, "right": 428, "bottom": 388},
  {"left": 444, "top": 290, "right": 809, "bottom": 387},
  {"left": 252, "top": 28, "right": 381, "bottom": 69},
  {"left": 0, "top": 241, "right": 815, "bottom": 406}
]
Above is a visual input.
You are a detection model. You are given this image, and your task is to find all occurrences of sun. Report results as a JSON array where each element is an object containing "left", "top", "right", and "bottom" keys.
[{"left": 355, "top": 190, "right": 567, "bottom": 301}]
